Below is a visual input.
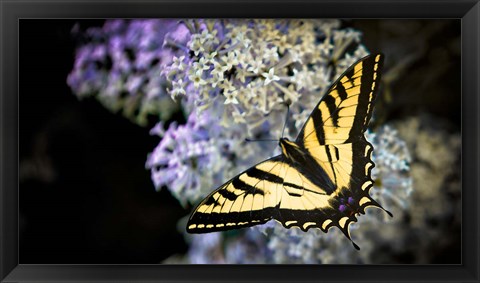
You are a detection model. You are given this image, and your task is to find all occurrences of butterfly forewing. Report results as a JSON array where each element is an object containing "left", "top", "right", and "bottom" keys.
[{"left": 296, "top": 54, "right": 383, "bottom": 147}]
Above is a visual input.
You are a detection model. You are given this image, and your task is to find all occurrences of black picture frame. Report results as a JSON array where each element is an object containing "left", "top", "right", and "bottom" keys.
[{"left": 1, "top": 0, "right": 479, "bottom": 282}]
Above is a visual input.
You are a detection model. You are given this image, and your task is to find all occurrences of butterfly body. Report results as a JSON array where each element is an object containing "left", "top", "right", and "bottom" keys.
[
  {"left": 187, "top": 54, "right": 390, "bottom": 249},
  {"left": 279, "top": 137, "right": 336, "bottom": 196}
]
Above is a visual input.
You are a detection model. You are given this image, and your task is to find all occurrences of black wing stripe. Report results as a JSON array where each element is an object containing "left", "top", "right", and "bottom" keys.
[
  {"left": 333, "top": 146, "right": 340, "bottom": 160},
  {"left": 247, "top": 167, "right": 283, "bottom": 184},
  {"left": 323, "top": 95, "right": 339, "bottom": 127},
  {"left": 284, "top": 182, "right": 304, "bottom": 191},
  {"left": 344, "top": 66, "right": 356, "bottom": 81},
  {"left": 231, "top": 177, "right": 265, "bottom": 195},
  {"left": 217, "top": 188, "right": 238, "bottom": 201},
  {"left": 311, "top": 104, "right": 326, "bottom": 145},
  {"left": 335, "top": 82, "right": 349, "bottom": 100},
  {"left": 324, "top": 141, "right": 338, "bottom": 185}
]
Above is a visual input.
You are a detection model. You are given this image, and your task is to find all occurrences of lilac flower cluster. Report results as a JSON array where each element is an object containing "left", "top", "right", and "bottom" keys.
[
  {"left": 67, "top": 20, "right": 181, "bottom": 126},
  {"left": 185, "top": 230, "right": 269, "bottom": 264},
  {"left": 145, "top": 109, "right": 251, "bottom": 206},
  {"left": 163, "top": 20, "right": 368, "bottom": 137}
]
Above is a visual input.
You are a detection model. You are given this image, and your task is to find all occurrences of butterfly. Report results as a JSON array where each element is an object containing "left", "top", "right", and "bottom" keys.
[{"left": 186, "top": 53, "right": 391, "bottom": 250}]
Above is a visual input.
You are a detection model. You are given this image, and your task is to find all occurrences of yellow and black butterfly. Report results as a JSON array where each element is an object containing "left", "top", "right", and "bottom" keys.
[{"left": 187, "top": 53, "right": 391, "bottom": 250}]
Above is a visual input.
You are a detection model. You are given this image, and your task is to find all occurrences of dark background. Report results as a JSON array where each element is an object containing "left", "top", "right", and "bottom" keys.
[
  {"left": 19, "top": 19, "right": 461, "bottom": 264},
  {"left": 19, "top": 19, "right": 188, "bottom": 264}
]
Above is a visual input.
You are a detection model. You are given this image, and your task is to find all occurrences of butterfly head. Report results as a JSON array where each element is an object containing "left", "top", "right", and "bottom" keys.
[{"left": 279, "top": 137, "right": 305, "bottom": 161}]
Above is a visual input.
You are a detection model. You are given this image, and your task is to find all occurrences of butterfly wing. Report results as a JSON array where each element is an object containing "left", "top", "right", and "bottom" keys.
[
  {"left": 296, "top": 53, "right": 383, "bottom": 147},
  {"left": 187, "top": 155, "right": 285, "bottom": 232},
  {"left": 187, "top": 155, "right": 336, "bottom": 233},
  {"left": 291, "top": 54, "right": 389, "bottom": 242}
]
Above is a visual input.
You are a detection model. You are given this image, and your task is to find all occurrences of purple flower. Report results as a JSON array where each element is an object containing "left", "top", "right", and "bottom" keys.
[
  {"left": 67, "top": 19, "right": 181, "bottom": 126},
  {"left": 146, "top": 110, "right": 226, "bottom": 206}
]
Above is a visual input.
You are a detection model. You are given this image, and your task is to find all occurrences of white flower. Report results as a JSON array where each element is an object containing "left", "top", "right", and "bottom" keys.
[
  {"left": 204, "top": 51, "right": 218, "bottom": 64},
  {"left": 170, "top": 79, "right": 186, "bottom": 98},
  {"left": 188, "top": 69, "right": 207, "bottom": 88},
  {"left": 247, "top": 60, "right": 265, "bottom": 74},
  {"left": 232, "top": 31, "right": 251, "bottom": 48},
  {"left": 172, "top": 55, "right": 186, "bottom": 71},
  {"left": 232, "top": 109, "right": 247, "bottom": 123},
  {"left": 195, "top": 57, "right": 211, "bottom": 71},
  {"left": 262, "top": 68, "right": 280, "bottom": 85},
  {"left": 235, "top": 67, "right": 250, "bottom": 84},
  {"left": 211, "top": 61, "right": 229, "bottom": 81},
  {"left": 289, "top": 49, "right": 303, "bottom": 64},
  {"left": 263, "top": 46, "right": 279, "bottom": 63},
  {"left": 221, "top": 51, "right": 239, "bottom": 70},
  {"left": 188, "top": 35, "right": 205, "bottom": 56},
  {"left": 224, "top": 90, "right": 239, "bottom": 105},
  {"left": 220, "top": 79, "right": 236, "bottom": 94},
  {"left": 245, "top": 83, "right": 258, "bottom": 99}
]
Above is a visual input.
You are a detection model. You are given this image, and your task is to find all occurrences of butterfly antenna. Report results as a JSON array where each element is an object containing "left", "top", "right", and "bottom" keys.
[
  {"left": 245, "top": 138, "right": 277, "bottom": 142},
  {"left": 281, "top": 104, "right": 290, "bottom": 138}
]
